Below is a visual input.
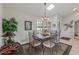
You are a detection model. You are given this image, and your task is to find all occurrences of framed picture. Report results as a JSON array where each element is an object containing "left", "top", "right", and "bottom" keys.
[{"left": 25, "top": 21, "right": 32, "bottom": 30}]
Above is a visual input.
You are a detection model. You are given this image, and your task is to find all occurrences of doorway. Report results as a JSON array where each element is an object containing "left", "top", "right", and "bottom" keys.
[{"left": 75, "top": 20, "right": 79, "bottom": 37}]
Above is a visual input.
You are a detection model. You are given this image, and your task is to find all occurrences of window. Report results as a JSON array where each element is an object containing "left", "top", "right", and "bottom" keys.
[
  {"left": 37, "top": 19, "right": 43, "bottom": 34},
  {"left": 36, "top": 19, "right": 51, "bottom": 34}
]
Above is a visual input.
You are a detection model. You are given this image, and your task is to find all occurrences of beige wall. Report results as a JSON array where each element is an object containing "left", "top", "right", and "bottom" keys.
[
  {"left": 70, "top": 11, "right": 79, "bottom": 37},
  {"left": 2, "top": 5, "right": 63, "bottom": 44},
  {"left": 60, "top": 10, "right": 79, "bottom": 39},
  {"left": 3, "top": 4, "right": 79, "bottom": 45},
  {"left": 2, "top": 6, "right": 38, "bottom": 44},
  {"left": 0, "top": 4, "right": 3, "bottom": 47}
]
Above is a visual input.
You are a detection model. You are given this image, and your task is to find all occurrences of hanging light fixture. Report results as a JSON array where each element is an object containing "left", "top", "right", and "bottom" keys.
[{"left": 42, "top": 3, "right": 49, "bottom": 21}]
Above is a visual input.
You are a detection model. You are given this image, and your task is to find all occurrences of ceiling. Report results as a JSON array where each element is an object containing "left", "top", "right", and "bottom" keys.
[{"left": 3, "top": 3, "right": 79, "bottom": 17}]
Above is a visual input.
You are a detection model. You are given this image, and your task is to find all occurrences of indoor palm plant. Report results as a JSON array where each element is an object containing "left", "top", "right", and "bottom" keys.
[{"left": 2, "top": 17, "right": 18, "bottom": 46}]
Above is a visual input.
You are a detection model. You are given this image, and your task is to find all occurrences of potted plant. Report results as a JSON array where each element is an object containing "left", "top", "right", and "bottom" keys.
[{"left": 2, "top": 17, "right": 18, "bottom": 46}]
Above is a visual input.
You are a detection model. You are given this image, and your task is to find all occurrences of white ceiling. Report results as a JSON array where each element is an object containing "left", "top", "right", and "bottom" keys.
[{"left": 3, "top": 3, "right": 79, "bottom": 17}]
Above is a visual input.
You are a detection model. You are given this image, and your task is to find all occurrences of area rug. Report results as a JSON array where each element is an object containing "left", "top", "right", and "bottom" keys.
[
  {"left": 61, "top": 37, "right": 71, "bottom": 40},
  {"left": 53, "top": 42, "right": 72, "bottom": 55},
  {"left": 0, "top": 42, "right": 72, "bottom": 55},
  {"left": 23, "top": 42, "right": 72, "bottom": 55}
]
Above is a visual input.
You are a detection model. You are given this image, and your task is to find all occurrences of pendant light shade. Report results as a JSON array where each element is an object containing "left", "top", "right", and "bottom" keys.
[{"left": 42, "top": 3, "right": 49, "bottom": 21}]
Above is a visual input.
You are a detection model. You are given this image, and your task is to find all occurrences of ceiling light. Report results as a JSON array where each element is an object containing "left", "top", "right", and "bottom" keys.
[
  {"left": 42, "top": 3, "right": 49, "bottom": 21},
  {"left": 72, "top": 8, "right": 77, "bottom": 11},
  {"left": 46, "top": 4, "right": 55, "bottom": 11}
]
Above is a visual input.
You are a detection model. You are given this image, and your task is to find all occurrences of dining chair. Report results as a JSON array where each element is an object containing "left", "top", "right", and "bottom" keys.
[
  {"left": 42, "top": 31, "right": 58, "bottom": 55},
  {"left": 28, "top": 31, "right": 41, "bottom": 54},
  {"left": 51, "top": 31, "right": 61, "bottom": 55}
]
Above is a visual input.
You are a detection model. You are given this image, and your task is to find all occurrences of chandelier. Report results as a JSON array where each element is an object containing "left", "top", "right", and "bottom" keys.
[{"left": 42, "top": 3, "right": 49, "bottom": 21}]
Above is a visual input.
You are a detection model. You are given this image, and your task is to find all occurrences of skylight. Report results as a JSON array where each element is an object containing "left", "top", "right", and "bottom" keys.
[
  {"left": 72, "top": 8, "right": 77, "bottom": 11},
  {"left": 46, "top": 4, "right": 55, "bottom": 11}
]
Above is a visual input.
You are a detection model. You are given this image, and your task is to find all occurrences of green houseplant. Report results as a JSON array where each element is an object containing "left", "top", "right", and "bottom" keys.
[{"left": 2, "top": 17, "right": 18, "bottom": 46}]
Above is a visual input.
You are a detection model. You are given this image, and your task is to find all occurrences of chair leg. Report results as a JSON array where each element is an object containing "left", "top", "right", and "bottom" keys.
[
  {"left": 50, "top": 48, "right": 53, "bottom": 55},
  {"left": 33, "top": 47, "right": 37, "bottom": 54},
  {"left": 52, "top": 48, "right": 54, "bottom": 55},
  {"left": 32, "top": 47, "right": 35, "bottom": 54},
  {"left": 43, "top": 46, "right": 45, "bottom": 55},
  {"left": 28, "top": 44, "right": 32, "bottom": 54},
  {"left": 55, "top": 43, "right": 59, "bottom": 55}
]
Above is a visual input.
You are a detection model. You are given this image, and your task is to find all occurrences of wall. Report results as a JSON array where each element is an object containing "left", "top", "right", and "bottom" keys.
[
  {"left": 69, "top": 11, "right": 79, "bottom": 36},
  {"left": 0, "top": 4, "right": 3, "bottom": 47},
  {"left": 75, "top": 20, "right": 79, "bottom": 34},
  {"left": 3, "top": 4, "right": 79, "bottom": 45},
  {"left": 60, "top": 10, "right": 79, "bottom": 39},
  {"left": 2, "top": 6, "right": 38, "bottom": 44}
]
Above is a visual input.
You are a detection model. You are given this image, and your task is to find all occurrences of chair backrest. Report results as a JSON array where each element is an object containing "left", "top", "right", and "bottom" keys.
[
  {"left": 50, "top": 31, "right": 58, "bottom": 43},
  {"left": 29, "top": 31, "right": 38, "bottom": 46},
  {"left": 28, "top": 31, "right": 33, "bottom": 43}
]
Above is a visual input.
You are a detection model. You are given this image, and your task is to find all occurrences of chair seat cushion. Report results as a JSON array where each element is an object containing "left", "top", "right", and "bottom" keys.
[
  {"left": 32, "top": 40, "right": 41, "bottom": 47},
  {"left": 43, "top": 40, "right": 55, "bottom": 48}
]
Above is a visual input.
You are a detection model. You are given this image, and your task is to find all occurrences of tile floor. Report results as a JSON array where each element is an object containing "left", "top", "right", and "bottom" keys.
[{"left": 60, "top": 37, "right": 79, "bottom": 55}]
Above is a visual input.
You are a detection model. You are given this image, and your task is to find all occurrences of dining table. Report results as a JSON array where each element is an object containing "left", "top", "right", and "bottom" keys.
[
  {"left": 34, "top": 33, "right": 53, "bottom": 54},
  {"left": 35, "top": 33, "right": 51, "bottom": 43},
  {"left": 33, "top": 32, "right": 59, "bottom": 54}
]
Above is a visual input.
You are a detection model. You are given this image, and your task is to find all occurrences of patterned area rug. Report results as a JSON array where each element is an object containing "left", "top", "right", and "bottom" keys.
[
  {"left": 0, "top": 42, "right": 72, "bottom": 55},
  {"left": 61, "top": 37, "right": 71, "bottom": 40},
  {"left": 22, "top": 42, "right": 72, "bottom": 55}
]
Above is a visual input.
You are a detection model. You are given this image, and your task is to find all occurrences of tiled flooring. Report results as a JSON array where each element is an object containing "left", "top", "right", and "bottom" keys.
[{"left": 60, "top": 37, "right": 79, "bottom": 55}]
